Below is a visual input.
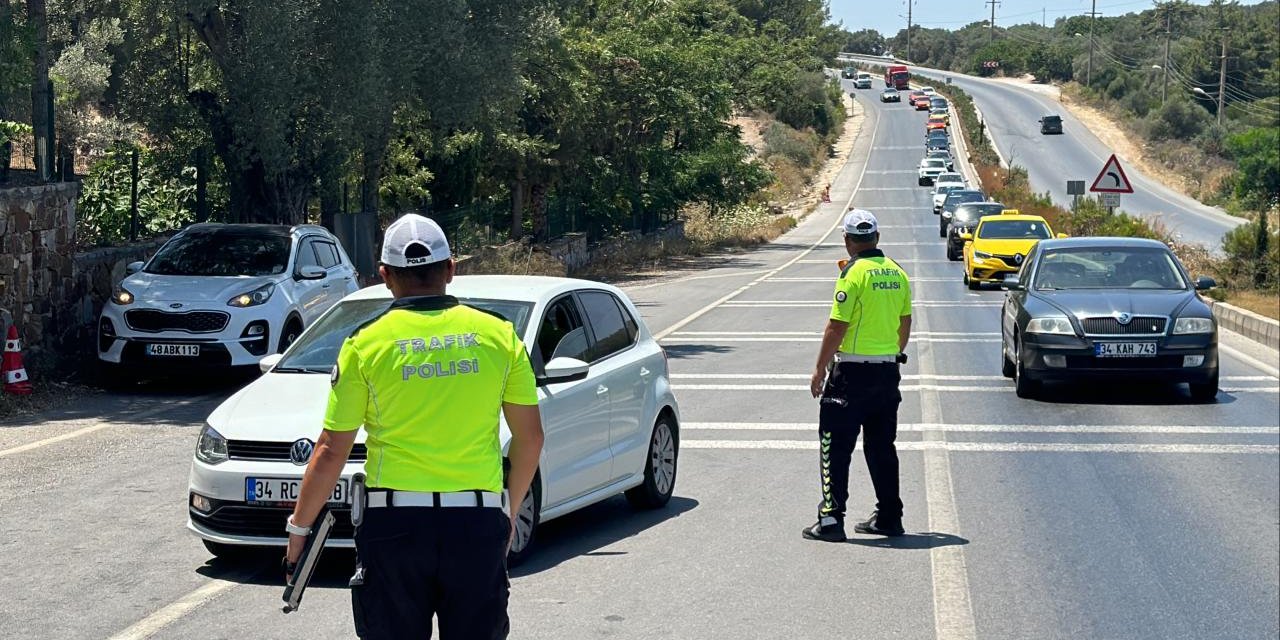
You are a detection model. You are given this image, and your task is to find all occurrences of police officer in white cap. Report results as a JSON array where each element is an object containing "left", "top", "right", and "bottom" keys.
[
  {"left": 803, "top": 208, "right": 913, "bottom": 542},
  {"left": 286, "top": 214, "right": 544, "bottom": 638}
]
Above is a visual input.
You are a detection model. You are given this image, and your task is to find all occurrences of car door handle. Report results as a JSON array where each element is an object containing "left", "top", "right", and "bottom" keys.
[
  {"left": 596, "top": 385, "right": 609, "bottom": 397},
  {"left": 640, "top": 367, "right": 652, "bottom": 379}
]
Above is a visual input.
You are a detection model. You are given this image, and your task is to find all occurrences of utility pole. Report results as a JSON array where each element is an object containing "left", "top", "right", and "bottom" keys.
[
  {"left": 1161, "top": 4, "right": 1171, "bottom": 105},
  {"left": 986, "top": 0, "right": 1000, "bottom": 42},
  {"left": 1043, "top": 7, "right": 1046, "bottom": 28},
  {"left": 1086, "top": 0, "right": 1098, "bottom": 87},
  {"left": 906, "top": 0, "right": 914, "bottom": 61},
  {"left": 1217, "top": 28, "right": 1228, "bottom": 125}
]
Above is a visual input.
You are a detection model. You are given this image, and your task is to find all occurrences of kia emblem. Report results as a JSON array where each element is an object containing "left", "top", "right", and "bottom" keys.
[{"left": 290, "top": 439, "right": 315, "bottom": 465}]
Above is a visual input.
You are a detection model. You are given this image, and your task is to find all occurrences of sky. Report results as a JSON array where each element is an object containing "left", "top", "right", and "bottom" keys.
[{"left": 828, "top": 0, "right": 1269, "bottom": 39}]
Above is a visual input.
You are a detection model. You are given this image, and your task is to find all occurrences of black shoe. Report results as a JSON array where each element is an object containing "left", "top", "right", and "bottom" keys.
[
  {"left": 853, "top": 511, "right": 904, "bottom": 537},
  {"left": 802, "top": 516, "right": 847, "bottom": 542}
]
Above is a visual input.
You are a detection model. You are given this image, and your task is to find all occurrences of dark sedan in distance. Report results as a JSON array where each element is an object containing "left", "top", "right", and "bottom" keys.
[
  {"left": 938, "top": 189, "right": 986, "bottom": 237},
  {"left": 946, "top": 202, "right": 1005, "bottom": 260},
  {"left": 1000, "top": 237, "right": 1219, "bottom": 401}
]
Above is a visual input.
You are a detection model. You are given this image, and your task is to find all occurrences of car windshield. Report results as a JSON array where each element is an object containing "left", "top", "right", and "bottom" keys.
[
  {"left": 936, "top": 185, "right": 962, "bottom": 195},
  {"left": 977, "top": 219, "right": 1051, "bottom": 240},
  {"left": 1035, "top": 247, "right": 1187, "bottom": 290},
  {"left": 937, "top": 174, "right": 962, "bottom": 183},
  {"left": 883, "top": 89, "right": 897, "bottom": 94},
  {"left": 955, "top": 203, "right": 1005, "bottom": 221},
  {"left": 1043, "top": 115, "right": 1061, "bottom": 123},
  {"left": 276, "top": 297, "right": 535, "bottom": 373},
  {"left": 945, "top": 191, "right": 984, "bottom": 206},
  {"left": 146, "top": 228, "right": 291, "bottom": 276},
  {"left": 924, "top": 159, "right": 947, "bottom": 168}
]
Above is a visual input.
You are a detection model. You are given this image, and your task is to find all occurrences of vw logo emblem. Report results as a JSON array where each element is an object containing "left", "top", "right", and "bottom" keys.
[
  {"left": 1117, "top": 313, "right": 1133, "bottom": 325},
  {"left": 289, "top": 439, "right": 315, "bottom": 465},
  {"left": 1013, "top": 253, "right": 1024, "bottom": 265},
  {"left": 169, "top": 303, "right": 184, "bottom": 309}
]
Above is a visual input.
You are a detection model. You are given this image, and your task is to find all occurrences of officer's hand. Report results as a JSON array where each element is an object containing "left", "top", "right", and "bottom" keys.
[
  {"left": 810, "top": 368, "right": 826, "bottom": 398},
  {"left": 506, "top": 515, "right": 516, "bottom": 553},
  {"left": 285, "top": 533, "right": 305, "bottom": 575}
]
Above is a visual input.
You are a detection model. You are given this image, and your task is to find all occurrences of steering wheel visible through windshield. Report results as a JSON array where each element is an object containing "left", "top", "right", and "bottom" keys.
[{"left": 276, "top": 297, "right": 535, "bottom": 373}]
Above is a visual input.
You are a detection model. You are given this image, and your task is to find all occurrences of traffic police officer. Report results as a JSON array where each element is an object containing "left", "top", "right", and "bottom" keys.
[
  {"left": 285, "top": 214, "right": 545, "bottom": 638},
  {"left": 803, "top": 209, "right": 912, "bottom": 542}
]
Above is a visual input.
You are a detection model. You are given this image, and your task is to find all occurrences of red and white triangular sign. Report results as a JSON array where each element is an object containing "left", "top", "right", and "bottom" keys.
[{"left": 1090, "top": 154, "right": 1134, "bottom": 194}]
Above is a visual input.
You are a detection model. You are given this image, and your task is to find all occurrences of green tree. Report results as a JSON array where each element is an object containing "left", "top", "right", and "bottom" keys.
[{"left": 1225, "top": 127, "right": 1280, "bottom": 209}]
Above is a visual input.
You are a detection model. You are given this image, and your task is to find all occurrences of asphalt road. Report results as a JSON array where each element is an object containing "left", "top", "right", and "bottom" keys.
[
  {"left": 1, "top": 89, "right": 1277, "bottom": 640},
  {"left": 841, "top": 54, "right": 1246, "bottom": 249}
]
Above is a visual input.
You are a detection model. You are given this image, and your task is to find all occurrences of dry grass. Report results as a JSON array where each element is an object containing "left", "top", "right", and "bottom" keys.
[
  {"left": 1225, "top": 290, "right": 1280, "bottom": 320},
  {"left": 456, "top": 242, "right": 568, "bottom": 277}
]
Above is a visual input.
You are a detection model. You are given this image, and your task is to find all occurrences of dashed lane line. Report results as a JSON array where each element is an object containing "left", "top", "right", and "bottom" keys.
[
  {"left": 105, "top": 574, "right": 252, "bottom": 640},
  {"left": 652, "top": 98, "right": 883, "bottom": 341}
]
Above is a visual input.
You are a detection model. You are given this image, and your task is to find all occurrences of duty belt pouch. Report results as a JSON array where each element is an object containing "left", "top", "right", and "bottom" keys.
[{"left": 350, "top": 472, "right": 367, "bottom": 528}]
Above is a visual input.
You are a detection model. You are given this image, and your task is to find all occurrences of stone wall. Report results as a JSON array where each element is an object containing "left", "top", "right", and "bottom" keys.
[{"left": 0, "top": 181, "right": 164, "bottom": 371}]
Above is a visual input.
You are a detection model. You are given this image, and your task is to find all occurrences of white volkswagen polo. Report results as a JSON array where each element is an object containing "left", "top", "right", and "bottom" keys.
[{"left": 188, "top": 276, "right": 680, "bottom": 564}]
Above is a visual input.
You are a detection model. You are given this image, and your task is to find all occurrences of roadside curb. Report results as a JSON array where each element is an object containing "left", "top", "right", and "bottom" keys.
[{"left": 1206, "top": 299, "right": 1280, "bottom": 351}]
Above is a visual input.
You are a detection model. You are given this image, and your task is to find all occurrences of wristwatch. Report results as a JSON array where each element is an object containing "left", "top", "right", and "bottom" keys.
[{"left": 285, "top": 515, "right": 312, "bottom": 537}]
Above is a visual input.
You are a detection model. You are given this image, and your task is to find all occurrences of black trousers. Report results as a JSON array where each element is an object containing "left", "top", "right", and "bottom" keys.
[
  {"left": 818, "top": 361, "right": 904, "bottom": 523},
  {"left": 352, "top": 506, "right": 510, "bottom": 640}
]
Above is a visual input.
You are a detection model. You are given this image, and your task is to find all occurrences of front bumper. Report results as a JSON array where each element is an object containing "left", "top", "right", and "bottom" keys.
[
  {"left": 187, "top": 457, "right": 365, "bottom": 547},
  {"left": 967, "top": 258, "right": 1021, "bottom": 282},
  {"left": 1020, "top": 333, "right": 1218, "bottom": 383},
  {"left": 98, "top": 303, "right": 277, "bottom": 367}
]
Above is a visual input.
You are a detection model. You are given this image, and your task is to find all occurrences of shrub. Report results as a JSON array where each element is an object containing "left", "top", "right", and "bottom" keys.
[
  {"left": 761, "top": 121, "right": 821, "bottom": 169},
  {"left": 1143, "top": 98, "right": 1212, "bottom": 141},
  {"left": 77, "top": 144, "right": 195, "bottom": 245}
]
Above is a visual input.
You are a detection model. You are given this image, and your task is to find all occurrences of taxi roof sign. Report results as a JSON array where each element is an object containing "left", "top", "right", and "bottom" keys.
[
  {"left": 1090, "top": 154, "right": 1134, "bottom": 194},
  {"left": 1000, "top": 209, "right": 1021, "bottom": 215}
]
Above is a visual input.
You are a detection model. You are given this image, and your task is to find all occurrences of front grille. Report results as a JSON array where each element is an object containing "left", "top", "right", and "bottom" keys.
[
  {"left": 227, "top": 440, "right": 368, "bottom": 462},
  {"left": 1082, "top": 317, "right": 1167, "bottom": 336},
  {"left": 125, "top": 309, "right": 229, "bottom": 333},
  {"left": 990, "top": 253, "right": 1026, "bottom": 267},
  {"left": 193, "top": 506, "right": 354, "bottom": 539}
]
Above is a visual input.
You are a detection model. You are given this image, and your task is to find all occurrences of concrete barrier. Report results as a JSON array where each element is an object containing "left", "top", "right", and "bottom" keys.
[{"left": 1207, "top": 299, "right": 1280, "bottom": 351}]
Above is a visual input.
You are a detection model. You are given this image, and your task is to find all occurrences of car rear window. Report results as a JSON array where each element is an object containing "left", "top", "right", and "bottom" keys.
[
  {"left": 955, "top": 203, "right": 1006, "bottom": 221},
  {"left": 1043, "top": 116, "right": 1061, "bottom": 123},
  {"left": 147, "top": 229, "right": 292, "bottom": 276},
  {"left": 276, "top": 297, "right": 535, "bottom": 372}
]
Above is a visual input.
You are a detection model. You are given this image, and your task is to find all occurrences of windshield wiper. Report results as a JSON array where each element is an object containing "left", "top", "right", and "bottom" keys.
[{"left": 272, "top": 366, "right": 329, "bottom": 374}]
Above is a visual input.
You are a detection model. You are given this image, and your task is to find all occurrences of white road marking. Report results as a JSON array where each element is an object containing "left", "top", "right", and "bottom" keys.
[
  {"left": 671, "top": 383, "right": 1277, "bottom": 393},
  {"left": 105, "top": 576, "right": 244, "bottom": 640},
  {"left": 625, "top": 269, "right": 772, "bottom": 291},
  {"left": 681, "top": 440, "right": 1280, "bottom": 454},
  {"left": 683, "top": 422, "right": 1280, "bottom": 435},
  {"left": 797, "top": 258, "right": 962, "bottom": 264},
  {"left": 669, "top": 372, "right": 1275, "bottom": 382},
  {"left": 0, "top": 397, "right": 216, "bottom": 459},
  {"left": 765, "top": 276, "right": 960, "bottom": 282},
  {"left": 864, "top": 170, "right": 918, "bottom": 174},
  {"left": 718, "top": 301, "right": 999, "bottom": 308},
  {"left": 651, "top": 102, "right": 883, "bottom": 341},
  {"left": 872, "top": 145, "right": 927, "bottom": 150},
  {"left": 1219, "top": 341, "right": 1280, "bottom": 379},
  {"left": 669, "top": 331, "right": 997, "bottom": 337},
  {"left": 856, "top": 187, "right": 921, "bottom": 192}
]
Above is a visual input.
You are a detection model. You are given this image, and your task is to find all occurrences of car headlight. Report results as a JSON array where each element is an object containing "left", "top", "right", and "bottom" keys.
[
  {"left": 196, "top": 424, "right": 229, "bottom": 465},
  {"left": 1026, "top": 316, "right": 1075, "bottom": 335},
  {"left": 1172, "top": 317, "right": 1214, "bottom": 335},
  {"left": 227, "top": 283, "right": 276, "bottom": 308},
  {"left": 111, "top": 286, "right": 136, "bottom": 306},
  {"left": 974, "top": 251, "right": 992, "bottom": 260}
]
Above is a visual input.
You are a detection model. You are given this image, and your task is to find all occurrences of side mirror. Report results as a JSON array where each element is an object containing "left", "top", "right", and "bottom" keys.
[
  {"left": 1001, "top": 274, "right": 1024, "bottom": 291},
  {"left": 1057, "top": 233, "right": 1069, "bottom": 239},
  {"left": 958, "top": 232, "right": 973, "bottom": 241},
  {"left": 259, "top": 353, "right": 284, "bottom": 374},
  {"left": 126, "top": 261, "right": 145, "bottom": 275},
  {"left": 297, "top": 265, "right": 326, "bottom": 280},
  {"left": 1194, "top": 276, "right": 1216, "bottom": 291},
  {"left": 538, "top": 357, "right": 589, "bottom": 386}
]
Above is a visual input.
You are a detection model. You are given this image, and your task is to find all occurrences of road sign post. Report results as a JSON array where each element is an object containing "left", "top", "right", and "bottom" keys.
[
  {"left": 1067, "top": 180, "right": 1086, "bottom": 212},
  {"left": 1102, "top": 192, "right": 1121, "bottom": 213}
]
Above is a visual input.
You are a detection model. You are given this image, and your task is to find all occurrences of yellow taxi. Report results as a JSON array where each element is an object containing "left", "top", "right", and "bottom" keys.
[
  {"left": 959, "top": 210, "right": 1064, "bottom": 289},
  {"left": 928, "top": 112, "right": 949, "bottom": 127}
]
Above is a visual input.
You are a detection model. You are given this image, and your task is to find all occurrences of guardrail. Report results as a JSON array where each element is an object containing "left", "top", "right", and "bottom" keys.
[{"left": 1206, "top": 299, "right": 1280, "bottom": 351}]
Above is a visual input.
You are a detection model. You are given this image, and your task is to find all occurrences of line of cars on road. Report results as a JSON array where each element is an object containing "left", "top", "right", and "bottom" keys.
[{"left": 896, "top": 87, "right": 1221, "bottom": 402}]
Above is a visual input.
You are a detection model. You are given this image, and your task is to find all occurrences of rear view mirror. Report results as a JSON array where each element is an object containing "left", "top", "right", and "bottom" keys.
[
  {"left": 1194, "top": 276, "right": 1216, "bottom": 291},
  {"left": 539, "top": 357, "right": 589, "bottom": 386},
  {"left": 1001, "top": 274, "right": 1024, "bottom": 291},
  {"left": 126, "top": 261, "right": 145, "bottom": 275},
  {"left": 1057, "top": 233, "right": 1069, "bottom": 239},
  {"left": 259, "top": 353, "right": 283, "bottom": 374}
]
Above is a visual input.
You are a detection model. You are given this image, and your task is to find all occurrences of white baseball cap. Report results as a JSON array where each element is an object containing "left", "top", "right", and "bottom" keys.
[
  {"left": 380, "top": 214, "right": 452, "bottom": 267},
  {"left": 842, "top": 208, "right": 879, "bottom": 236}
]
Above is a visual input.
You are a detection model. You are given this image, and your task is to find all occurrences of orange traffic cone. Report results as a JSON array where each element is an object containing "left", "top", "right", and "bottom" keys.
[{"left": 3, "top": 324, "right": 33, "bottom": 395}]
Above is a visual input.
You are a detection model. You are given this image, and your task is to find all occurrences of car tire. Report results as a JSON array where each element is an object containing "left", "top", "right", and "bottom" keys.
[
  {"left": 626, "top": 415, "right": 679, "bottom": 509},
  {"left": 98, "top": 362, "right": 139, "bottom": 391},
  {"left": 966, "top": 273, "right": 980, "bottom": 290},
  {"left": 1013, "top": 337, "right": 1040, "bottom": 399},
  {"left": 278, "top": 318, "right": 303, "bottom": 353},
  {"left": 506, "top": 472, "right": 542, "bottom": 567},
  {"left": 939, "top": 219, "right": 947, "bottom": 238},
  {"left": 946, "top": 244, "right": 960, "bottom": 262},
  {"left": 1188, "top": 373, "right": 1219, "bottom": 404},
  {"left": 203, "top": 540, "right": 260, "bottom": 561},
  {"left": 918, "top": 177, "right": 927, "bottom": 186},
  {"left": 1001, "top": 339, "right": 1016, "bottom": 379}
]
